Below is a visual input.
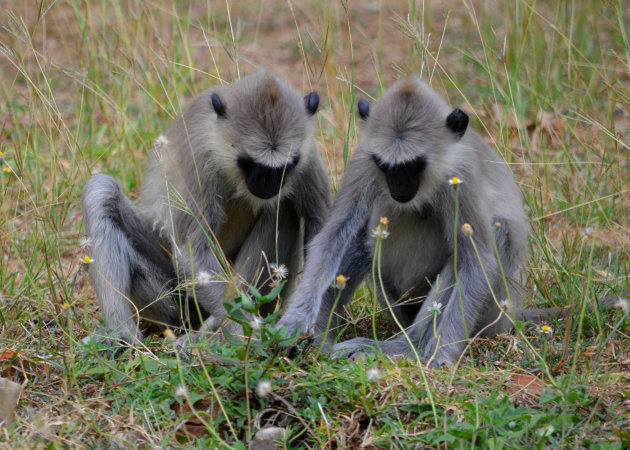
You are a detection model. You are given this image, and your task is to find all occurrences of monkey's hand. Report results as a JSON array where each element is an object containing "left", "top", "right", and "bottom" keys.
[
  {"left": 274, "top": 297, "right": 318, "bottom": 342},
  {"left": 274, "top": 314, "right": 315, "bottom": 341}
]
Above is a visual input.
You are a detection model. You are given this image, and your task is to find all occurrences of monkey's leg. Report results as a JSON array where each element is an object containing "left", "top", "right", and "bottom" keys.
[
  {"left": 234, "top": 200, "right": 301, "bottom": 307},
  {"left": 416, "top": 217, "right": 523, "bottom": 365},
  {"left": 330, "top": 273, "right": 440, "bottom": 359},
  {"left": 82, "top": 174, "right": 182, "bottom": 347},
  {"left": 177, "top": 201, "right": 301, "bottom": 347}
]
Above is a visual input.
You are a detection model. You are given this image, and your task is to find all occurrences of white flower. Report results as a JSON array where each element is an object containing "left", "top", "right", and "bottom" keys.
[
  {"left": 538, "top": 324, "right": 553, "bottom": 335},
  {"left": 366, "top": 367, "right": 381, "bottom": 382},
  {"left": 448, "top": 176, "right": 463, "bottom": 187},
  {"left": 196, "top": 271, "right": 211, "bottom": 285},
  {"left": 153, "top": 134, "right": 169, "bottom": 151},
  {"left": 269, "top": 263, "right": 288, "bottom": 280},
  {"left": 81, "top": 256, "right": 94, "bottom": 266},
  {"left": 371, "top": 225, "right": 390, "bottom": 239},
  {"left": 256, "top": 380, "right": 272, "bottom": 398},
  {"left": 429, "top": 301, "right": 442, "bottom": 314},
  {"left": 584, "top": 227, "right": 594, "bottom": 238}
]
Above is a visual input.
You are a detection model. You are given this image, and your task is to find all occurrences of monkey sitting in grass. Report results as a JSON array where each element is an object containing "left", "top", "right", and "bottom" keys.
[
  {"left": 277, "top": 77, "right": 549, "bottom": 366},
  {"left": 81, "top": 71, "right": 331, "bottom": 350}
]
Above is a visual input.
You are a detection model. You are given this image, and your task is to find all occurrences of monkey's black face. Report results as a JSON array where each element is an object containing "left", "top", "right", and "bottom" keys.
[
  {"left": 237, "top": 154, "right": 300, "bottom": 199},
  {"left": 372, "top": 154, "right": 427, "bottom": 203}
]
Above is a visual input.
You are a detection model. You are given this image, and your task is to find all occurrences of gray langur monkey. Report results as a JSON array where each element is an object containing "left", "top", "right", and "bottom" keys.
[
  {"left": 81, "top": 71, "right": 332, "bottom": 349},
  {"left": 276, "top": 77, "right": 536, "bottom": 366}
]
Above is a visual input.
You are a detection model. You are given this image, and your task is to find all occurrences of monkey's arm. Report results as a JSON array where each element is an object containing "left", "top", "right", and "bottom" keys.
[
  {"left": 294, "top": 153, "right": 333, "bottom": 247},
  {"left": 171, "top": 189, "right": 234, "bottom": 323},
  {"left": 417, "top": 188, "right": 506, "bottom": 364},
  {"left": 276, "top": 162, "right": 375, "bottom": 336}
]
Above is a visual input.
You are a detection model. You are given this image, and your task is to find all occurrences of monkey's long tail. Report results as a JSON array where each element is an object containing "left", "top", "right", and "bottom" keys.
[{"left": 513, "top": 294, "right": 624, "bottom": 323}]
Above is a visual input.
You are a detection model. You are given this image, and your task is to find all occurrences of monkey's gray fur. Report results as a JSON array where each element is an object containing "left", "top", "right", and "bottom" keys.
[
  {"left": 82, "top": 71, "right": 331, "bottom": 348},
  {"left": 277, "top": 77, "right": 535, "bottom": 366}
]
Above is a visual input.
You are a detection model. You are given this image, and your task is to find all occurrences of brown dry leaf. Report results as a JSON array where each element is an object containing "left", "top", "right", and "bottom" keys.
[
  {"left": 505, "top": 374, "right": 545, "bottom": 396},
  {"left": 252, "top": 427, "right": 286, "bottom": 450},
  {"left": 531, "top": 110, "right": 568, "bottom": 153},
  {"left": 489, "top": 103, "right": 532, "bottom": 132},
  {"left": 0, "top": 377, "right": 22, "bottom": 425},
  {"left": 172, "top": 397, "right": 222, "bottom": 437}
]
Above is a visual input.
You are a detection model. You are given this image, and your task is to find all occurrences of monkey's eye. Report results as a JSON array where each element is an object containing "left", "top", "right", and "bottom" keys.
[
  {"left": 237, "top": 155, "right": 254, "bottom": 172},
  {"left": 286, "top": 153, "right": 300, "bottom": 171}
]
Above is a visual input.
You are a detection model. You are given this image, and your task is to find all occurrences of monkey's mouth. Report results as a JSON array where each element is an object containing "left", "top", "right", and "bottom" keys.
[
  {"left": 387, "top": 179, "right": 419, "bottom": 203},
  {"left": 238, "top": 154, "right": 299, "bottom": 200},
  {"left": 372, "top": 154, "right": 425, "bottom": 203},
  {"left": 246, "top": 175, "right": 283, "bottom": 199}
]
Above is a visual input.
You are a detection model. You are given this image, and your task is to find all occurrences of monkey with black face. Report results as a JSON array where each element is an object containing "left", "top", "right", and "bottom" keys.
[
  {"left": 276, "top": 77, "right": 530, "bottom": 366},
  {"left": 82, "top": 71, "right": 331, "bottom": 348}
]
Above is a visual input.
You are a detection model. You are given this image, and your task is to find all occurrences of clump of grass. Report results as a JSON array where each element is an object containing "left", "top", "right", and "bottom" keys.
[{"left": 0, "top": 0, "right": 628, "bottom": 447}]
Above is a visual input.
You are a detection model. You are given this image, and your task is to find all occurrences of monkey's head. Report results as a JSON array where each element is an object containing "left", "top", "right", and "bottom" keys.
[
  {"left": 208, "top": 72, "right": 320, "bottom": 201},
  {"left": 357, "top": 78, "right": 468, "bottom": 206}
]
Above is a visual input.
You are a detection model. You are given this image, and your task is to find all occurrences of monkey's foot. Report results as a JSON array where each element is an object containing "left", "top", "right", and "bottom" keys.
[
  {"left": 419, "top": 337, "right": 464, "bottom": 366},
  {"left": 330, "top": 337, "right": 410, "bottom": 360},
  {"left": 331, "top": 338, "right": 378, "bottom": 359}
]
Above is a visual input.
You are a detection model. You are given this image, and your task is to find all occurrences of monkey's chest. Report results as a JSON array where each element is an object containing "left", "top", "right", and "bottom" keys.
[
  {"left": 369, "top": 209, "right": 448, "bottom": 290},
  {"left": 216, "top": 201, "right": 256, "bottom": 260}
]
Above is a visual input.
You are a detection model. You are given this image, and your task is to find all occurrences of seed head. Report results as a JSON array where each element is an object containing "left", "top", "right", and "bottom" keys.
[
  {"left": 154, "top": 134, "right": 169, "bottom": 151},
  {"left": 79, "top": 236, "right": 93, "bottom": 250},
  {"left": 270, "top": 263, "right": 288, "bottom": 280},
  {"left": 584, "top": 227, "right": 594, "bottom": 239},
  {"left": 174, "top": 385, "right": 188, "bottom": 398},
  {"left": 366, "top": 367, "right": 381, "bottom": 382},
  {"left": 249, "top": 316, "right": 262, "bottom": 332},
  {"left": 256, "top": 380, "right": 272, "bottom": 398},
  {"left": 196, "top": 271, "right": 211, "bottom": 285}
]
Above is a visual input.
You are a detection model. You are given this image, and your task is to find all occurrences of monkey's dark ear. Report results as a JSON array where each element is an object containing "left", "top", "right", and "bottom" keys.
[
  {"left": 446, "top": 108, "right": 468, "bottom": 139},
  {"left": 358, "top": 99, "right": 370, "bottom": 121},
  {"left": 211, "top": 93, "right": 227, "bottom": 118},
  {"left": 304, "top": 92, "right": 319, "bottom": 115}
]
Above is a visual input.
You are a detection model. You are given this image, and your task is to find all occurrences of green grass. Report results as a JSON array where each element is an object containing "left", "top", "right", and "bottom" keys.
[{"left": 1, "top": 0, "right": 628, "bottom": 447}]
